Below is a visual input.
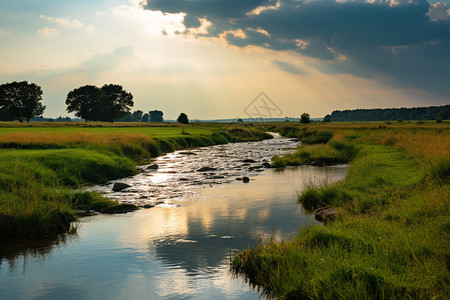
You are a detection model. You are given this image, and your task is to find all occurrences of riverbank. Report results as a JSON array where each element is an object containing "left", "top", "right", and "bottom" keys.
[
  {"left": 232, "top": 122, "right": 450, "bottom": 299},
  {"left": 0, "top": 123, "right": 272, "bottom": 238}
]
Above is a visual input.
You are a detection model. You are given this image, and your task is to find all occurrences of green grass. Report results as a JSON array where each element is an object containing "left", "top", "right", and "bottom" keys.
[
  {"left": 232, "top": 126, "right": 450, "bottom": 299},
  {"left": 272, "top": 141, "right": 360, "bottom": 167},
  {"left": 0, "top": 125, "right": 215, "bottom": 138},
  {"left": 0, "top": 123, "right": 271, "bottom": 238}
]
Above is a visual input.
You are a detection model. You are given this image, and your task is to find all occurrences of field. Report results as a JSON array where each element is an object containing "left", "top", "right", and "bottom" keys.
[
  {"left": 233, "top": 121, "right": 450, "bottom": 299},
  {"left": 0, "top": 122, "right": 271, "bottom": 238}
]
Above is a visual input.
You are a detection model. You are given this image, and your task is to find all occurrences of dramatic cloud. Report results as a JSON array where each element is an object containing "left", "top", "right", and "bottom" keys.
[{"left": 145, "top": 0, "right": 450, "bottom": 96}]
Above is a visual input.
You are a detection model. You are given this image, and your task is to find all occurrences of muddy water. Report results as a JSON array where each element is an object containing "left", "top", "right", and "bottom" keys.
[{"left": 0, "top": 136, "right": 347, "bottom": 300}]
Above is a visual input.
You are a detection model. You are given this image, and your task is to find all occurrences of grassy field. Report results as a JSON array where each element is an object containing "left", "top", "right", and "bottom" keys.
[
  {"left": 0, "top": 122, "right": 271, "bottom": 238},
  {"left": 232, "top": 121, "right": 450, "bottom": 299}
]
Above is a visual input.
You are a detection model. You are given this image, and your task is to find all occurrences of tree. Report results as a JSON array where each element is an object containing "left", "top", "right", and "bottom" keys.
[
  {"left": 323, "top": 114, "right": 331, "bottom": 122},
  {"left": 300, "top": 112, "right": 310, "bottom": 123},
  {"left": 0, "top": 81, "right": 45, "bottom": 122},
  {"left": 66, "top": 84, "right": 133, "bottom": 122},
  {"left": 149, "top": 110, "right": 164, "bottom": 122},
  {"left": 237, "top": 118, "right": 244, "bottom": 123},
  {"left": 100, "top": 84, "right": 133, "bottom": 122},
  {"left": 0, "top": 108, "right": 14, "bottom": 121},
  {"left": 177, "top": 113, "right": 189, "bottom": 124},
  {"left": 132, "top": 110, "right": 143, "bottom": 122},
  {"left": 141, "top": 113, "right": 149, "bottom": 122},
  {"left": 66, "top": 85, "right": 101, "bottom": 121}
]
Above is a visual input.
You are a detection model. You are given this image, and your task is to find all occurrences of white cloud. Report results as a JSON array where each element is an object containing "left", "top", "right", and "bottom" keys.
[
  {"left": 39, "top": 15, "right": 84, "bottom": 28},
  {"left": 37, "top": 27, "right": 59, "bottom": 36},
  {"left": 111, "top": 1, "right": 184, "bottom": 35},
  {"left": 0, "top": 29, "right": 10, "bottom": 36}
]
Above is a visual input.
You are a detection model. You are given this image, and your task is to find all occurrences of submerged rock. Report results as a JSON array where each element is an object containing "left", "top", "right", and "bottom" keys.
[
  {"left": 179, "top": 152, "right": 197, "bottom": 155},
  {"left": 76, "top": 210, "right": 98, "bottom": 217},
  {"left": 249, "top": 166, "right": 263, "bottom": 170},
  {"left": 147, "top": 164, "right": 159, "bottom": 170},
  {"left": 242, "top": 159, "right": 257, "bottom": 163},
  {"left": 242, "top": 176, "right": 250, "bottom": 183},
  {"left": 314, "top": 207, "right": 337, "bottom": 223},
  {"left": 112, "top": 182, "right": 132, "bottom": 192},
  {"left": 262, "top": 162, "right": 273, "bottom": 168},
  {"left": 197, "top": 167, "right": 217, "bottom": 172},
  {"left": 101, "top": 204, "right": 139, "bottom": 214}
]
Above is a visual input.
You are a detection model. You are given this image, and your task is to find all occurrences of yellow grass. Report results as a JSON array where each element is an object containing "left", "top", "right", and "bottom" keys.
[{"left": 0, "top": 132, "right": 157, "bottom": 148}]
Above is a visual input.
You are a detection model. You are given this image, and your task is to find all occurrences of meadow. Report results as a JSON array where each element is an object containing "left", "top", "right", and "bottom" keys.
[
  {"left": 0, "top": 122, "right": 271, "bottom": 238},
  {"left": 233, "top": 121, "right": 450, "bottom": 299}
]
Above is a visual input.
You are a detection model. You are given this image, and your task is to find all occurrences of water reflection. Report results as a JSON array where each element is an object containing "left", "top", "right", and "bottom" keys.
[{"left": 0, "top": 137, "right": 347, "bottom": 299}]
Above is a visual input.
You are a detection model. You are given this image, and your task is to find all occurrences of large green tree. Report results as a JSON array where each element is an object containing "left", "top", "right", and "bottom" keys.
[
  {"left": 300, "top": 112, "right": 310, "bottom": 123},
  {"left": 66, "top": 84, "right": 133, "bottom": 122},
  {"left": 100, "top": 84, "right": 134, "bottom": 122},
  {"left": 177, "top": 113, "right": 189, "bottom": 124},
  {"left": 132, "top": 110, "right": 143, "bottom": 122},
  {"left": 0, "top": 81, "right": 45, "bottom": 122},
  {"left": 66, "top": 85, "right": 101, "bottom": 121},
  {"left": 149, "top": 110, "right": 164, "bottom": 122}
]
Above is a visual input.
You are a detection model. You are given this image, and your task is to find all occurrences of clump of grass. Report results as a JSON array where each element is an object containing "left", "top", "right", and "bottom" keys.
[
  {"left": 299, "top": 183, "right": 351, "bottom": 211},
  {"left": 429, "top": 157, "right": 450, "bottom": 184},
  {"left": 274, "top": 124, "right": 334, "bottom": 144},
  {"left": 272, "top": 140, "right": 359, "bottom": 167},
  {"left": 225, "top": 126, "right": 273, "bottom": 142}
]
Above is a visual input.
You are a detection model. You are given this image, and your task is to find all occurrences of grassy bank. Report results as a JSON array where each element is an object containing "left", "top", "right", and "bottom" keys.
[
  {"left": 232, "top": 123, "right": 450, "bottom": 299},
  {"left": 0, "top": 123, "right": 271, "bottom": 239}
]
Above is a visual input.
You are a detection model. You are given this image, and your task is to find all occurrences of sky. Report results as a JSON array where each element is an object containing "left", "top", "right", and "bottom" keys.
[{"left": 0, "top": 0, "right": 449, "bottom": 119}]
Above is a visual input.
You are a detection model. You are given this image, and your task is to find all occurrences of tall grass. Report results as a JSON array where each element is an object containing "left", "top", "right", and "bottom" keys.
[{"left": 232, "top": 123, "right": 450, "bottom": 299}]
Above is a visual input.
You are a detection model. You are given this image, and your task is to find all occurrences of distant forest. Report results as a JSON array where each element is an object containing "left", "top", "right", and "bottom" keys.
[{"left": 329, "top": 105, "right": 450, "bottom": 122}]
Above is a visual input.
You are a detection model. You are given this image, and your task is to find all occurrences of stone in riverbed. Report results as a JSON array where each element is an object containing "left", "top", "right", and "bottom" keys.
[
  {"left": 146, "top": 164, "right": 159, "bottom": 170},
  {"left": 242, "top": 159, "right": 257, "bottom": 163},
  {"left": 197, "top": 167, "right": 217, "bottom": 172},
  {"left": 314, "top": 207, "right": 337, "bottom": 223},
  {"left": 112, "top": 182, "right": 132, "bottom": 192},
  {"left": 262, "top": 162, "right": 273, "bottom": 168},
  {"left": 179, "top": 152, "right": 197, "bottom": 155},
  {"left": 242, "top": 176, "right": 250, "bottom": 183},
  {"left": 101, "top": 204, "right": 139, "bottom": 214}
]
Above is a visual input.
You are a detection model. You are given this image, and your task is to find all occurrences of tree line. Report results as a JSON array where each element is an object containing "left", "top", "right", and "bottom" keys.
[
  {"left": 0, "top": 81, "right": 189, "bottom": 123},
  {"left": 328, "top": 105, "right": 450, "bottom": 122}
]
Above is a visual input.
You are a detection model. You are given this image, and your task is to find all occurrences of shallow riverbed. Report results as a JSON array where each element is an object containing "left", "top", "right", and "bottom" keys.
[{"left": 0, "top": 136, "right": 347, "bottom": 299}]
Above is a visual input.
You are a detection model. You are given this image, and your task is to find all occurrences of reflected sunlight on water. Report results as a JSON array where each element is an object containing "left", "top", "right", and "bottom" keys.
[{"left": 1, "top": 137, "right": 347, "bottom": 299}]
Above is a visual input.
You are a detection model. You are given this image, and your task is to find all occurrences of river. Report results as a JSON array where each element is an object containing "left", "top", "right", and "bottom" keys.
[{"left": 0, "top": 135, "right": 347, "bottom": 299}]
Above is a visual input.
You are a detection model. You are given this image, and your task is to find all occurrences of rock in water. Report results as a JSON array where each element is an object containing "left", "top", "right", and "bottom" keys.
[
  {"left": 197, "top": 167, "right": 217, "bottom": 172},
  {"left": 242, "top": 177, "right": 250, "bottom": 183},
  {"left": 179, "top": 152, "right": 197, "bottom": 155},
  {"left": 101, "top": 204, "right": 138, "bottom": 214},
  {"left": 112, "top": 182, "right": 132, "bottom": 192},
  {"left": 147, "top": 164, "right": 159, "bottom": 170},
  {"left": 314, "top": 207, "right": 337, "bottom": 223},
  {"left": 242, "top": 159, "right": 257, "bottom": 163}
]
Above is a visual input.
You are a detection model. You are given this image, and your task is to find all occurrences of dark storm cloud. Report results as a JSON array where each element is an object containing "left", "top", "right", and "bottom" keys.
[{"left": 145, "top": 0, "right": 450, "bottom": 96}]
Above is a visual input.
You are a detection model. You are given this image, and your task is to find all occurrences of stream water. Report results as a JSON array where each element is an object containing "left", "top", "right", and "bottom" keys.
[{"left": 0, "top": 135, "right": 347, "bottom": 299}]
